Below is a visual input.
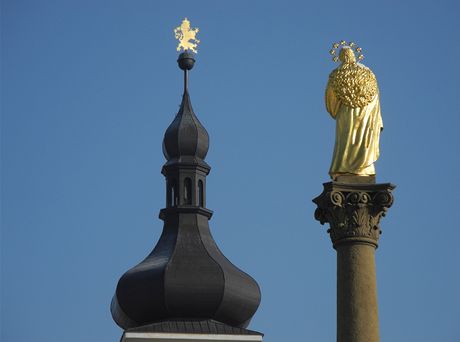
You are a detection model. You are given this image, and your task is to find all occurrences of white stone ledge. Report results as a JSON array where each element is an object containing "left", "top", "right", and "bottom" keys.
[{"left": 122, "top": 332, "right": 263, "bottom": 342}]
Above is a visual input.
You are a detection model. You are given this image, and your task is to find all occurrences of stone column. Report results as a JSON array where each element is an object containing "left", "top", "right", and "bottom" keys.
[{"left": 313, "top": 182, "right": 395, "bottom": 342}]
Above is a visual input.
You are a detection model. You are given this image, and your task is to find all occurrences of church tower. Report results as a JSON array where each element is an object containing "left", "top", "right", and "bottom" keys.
[{"left": 111, "top": 24, "right": 263, "bottom": 342}]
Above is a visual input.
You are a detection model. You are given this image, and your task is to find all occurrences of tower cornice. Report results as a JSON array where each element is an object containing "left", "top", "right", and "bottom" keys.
[
  {"left": 161, "top": 159, "right": 211, "bottom": 176},
  {"left": 159, "top": 207, "right": 213, "bottom": 220}
]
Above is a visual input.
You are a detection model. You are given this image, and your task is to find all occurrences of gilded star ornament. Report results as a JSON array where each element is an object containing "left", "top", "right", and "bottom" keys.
[{"left": 329, "top": 40, "right": 364, "bottom": 62}]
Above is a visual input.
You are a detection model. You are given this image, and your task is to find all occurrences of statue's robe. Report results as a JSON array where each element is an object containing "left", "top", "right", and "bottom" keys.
[{"left": 326, "top": 84, "right": 383, "bottom": 178}]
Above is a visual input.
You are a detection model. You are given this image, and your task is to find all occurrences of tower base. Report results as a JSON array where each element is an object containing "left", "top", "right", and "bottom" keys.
[
  {"left": 122, "top": 332, "right": 262, "bottom": 342},
  {"left": 121, "top": 320, "right": 263, "bottom": 342}
]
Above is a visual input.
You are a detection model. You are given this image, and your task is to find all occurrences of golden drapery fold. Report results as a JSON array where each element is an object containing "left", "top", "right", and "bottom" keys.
[{"left": 326, "top": 85, "right": 383, "bottom": 178}]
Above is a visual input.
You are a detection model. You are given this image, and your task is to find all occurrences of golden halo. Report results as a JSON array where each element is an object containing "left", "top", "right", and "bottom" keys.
[{"left": 329, "top": 41, "right": 364, "bottom": 63}]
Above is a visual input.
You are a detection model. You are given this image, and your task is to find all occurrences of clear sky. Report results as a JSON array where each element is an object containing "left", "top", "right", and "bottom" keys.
[{"left": 2, "top": 0, "right": 460, "bottom": 341}]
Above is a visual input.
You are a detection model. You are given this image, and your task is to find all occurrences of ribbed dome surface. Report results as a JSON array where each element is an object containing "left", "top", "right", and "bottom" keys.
[
  {"left": 111, "top": 211, "right": 261, "bottom": 330},
  {"left": 163, "top": 91, "right": 209, "bottom": 160}
]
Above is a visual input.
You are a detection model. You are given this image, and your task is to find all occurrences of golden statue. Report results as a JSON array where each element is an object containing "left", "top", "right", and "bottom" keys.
[
  {"left": 174, "top": 18, "right": 200, "bottom": 53},
  {"left": 326, "top": 41, "right": 383, "bottom": 180}
]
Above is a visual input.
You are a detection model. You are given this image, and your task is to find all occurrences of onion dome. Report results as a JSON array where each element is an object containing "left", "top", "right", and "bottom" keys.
[
  {"left": 162, "top": 89, "right": 209, "bottom": 161},
  {"left": 111, "top": 51, "right": 261, "bottom": 332}
]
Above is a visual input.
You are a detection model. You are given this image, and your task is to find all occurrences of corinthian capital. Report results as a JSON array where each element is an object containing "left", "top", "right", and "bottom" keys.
[{"left": 313, "top": 182, "right": 395, "bottom": 248}]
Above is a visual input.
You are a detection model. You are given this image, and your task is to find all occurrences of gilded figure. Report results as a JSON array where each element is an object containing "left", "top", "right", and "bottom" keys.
[
  {"left": 326, "top": 42, "right": 383, "bottom": 179},
  {"left": 174, "top": 18, "right": 200, "bottom": 53}
]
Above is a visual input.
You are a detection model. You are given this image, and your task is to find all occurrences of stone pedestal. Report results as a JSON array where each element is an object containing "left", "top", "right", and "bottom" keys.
[{"left": 313, "top": 181, "right": 395, "bottom": 342}]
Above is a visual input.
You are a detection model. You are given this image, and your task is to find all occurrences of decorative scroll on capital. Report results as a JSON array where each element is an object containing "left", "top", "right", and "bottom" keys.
[{"left": 313, "top": 182, "right": 395, "bottom": 248}]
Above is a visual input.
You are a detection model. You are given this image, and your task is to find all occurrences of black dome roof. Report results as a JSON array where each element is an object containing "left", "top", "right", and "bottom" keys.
[
  {"left": 162, "top": 91, "right": 209, "bottom": 161},
  {"left": 111, "top": 53, "right": 261, "bottom": 332},
  {"left": 111, "top": 211, "right": 261, "bottom": 330}
]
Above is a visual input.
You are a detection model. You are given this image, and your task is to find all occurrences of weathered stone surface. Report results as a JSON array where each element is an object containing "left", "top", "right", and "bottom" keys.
[
  {"left": 336, "top": 243, "right": 379, "bottom": 342},
  {"left": 313, "top": 182, "right": 395, "bottom": 248},
  {"left": 313, "top": 181, "right": 395, "bottom": 342}
]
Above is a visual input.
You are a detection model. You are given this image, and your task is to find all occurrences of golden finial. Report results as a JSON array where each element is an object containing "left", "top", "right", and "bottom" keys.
[
  {"left": 174, "top": 18, "right": 200, "bottom": 53},
  {"left": 329, "top": 40, "right": 364, "bottom": 63}
]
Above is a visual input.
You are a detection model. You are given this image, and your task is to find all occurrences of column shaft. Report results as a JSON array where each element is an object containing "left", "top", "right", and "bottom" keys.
[{"left": 337, "top": 243, "right": 379, "bottom": 342}]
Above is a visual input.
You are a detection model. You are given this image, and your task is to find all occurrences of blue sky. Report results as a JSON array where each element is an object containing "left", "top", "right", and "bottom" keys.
[{"left": 2, "top": 0, "right": 460, "bottom": 341}]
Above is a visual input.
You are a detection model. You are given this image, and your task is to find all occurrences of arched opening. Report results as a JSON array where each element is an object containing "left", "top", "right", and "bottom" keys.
[
  {"left": 167, "top": 180, "right": 172, "bottom": 207},
  {"left": 198, "top": 180, "right": 204, "bottom": 207},
  {"left": 184, "top": 178, "right": 192, "bottom": 205},
  {"left": 170, "top": 180, "right": 177, "bottom": 207}
]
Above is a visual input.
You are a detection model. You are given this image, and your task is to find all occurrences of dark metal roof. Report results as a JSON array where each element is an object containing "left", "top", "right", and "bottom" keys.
[
  {"left": 162, "top": 90, "right": 209, "bottom": 161},
  {"left": 111, "top": 54, "right": 261, "bottom": 332},
  {"left": 125, "top": 319, "right": 263, "bottom": 336}
]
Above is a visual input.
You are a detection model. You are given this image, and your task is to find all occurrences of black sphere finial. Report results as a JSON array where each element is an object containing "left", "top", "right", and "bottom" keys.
[{"left": 177, "top": 51, "right": 195, "bottom": 70}]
